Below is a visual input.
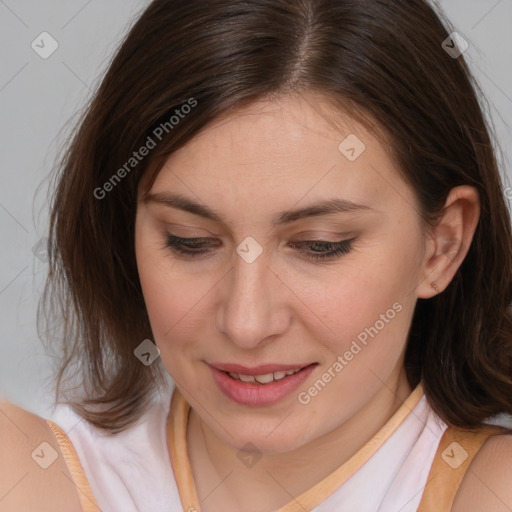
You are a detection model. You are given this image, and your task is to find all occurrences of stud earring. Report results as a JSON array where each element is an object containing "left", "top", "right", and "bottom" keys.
[{"left": 430, "top": 281, "right": 440, "bottom": 293}]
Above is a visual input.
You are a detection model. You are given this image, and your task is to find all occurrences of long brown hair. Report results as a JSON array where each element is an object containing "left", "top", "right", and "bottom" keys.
[{"left": 39, "top": 0, "right": 512, "bottom": 432}]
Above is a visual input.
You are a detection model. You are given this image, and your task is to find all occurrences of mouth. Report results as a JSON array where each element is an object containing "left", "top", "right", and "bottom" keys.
[{"left": 208, "top": 362, "right": 318, "bottom": 406}]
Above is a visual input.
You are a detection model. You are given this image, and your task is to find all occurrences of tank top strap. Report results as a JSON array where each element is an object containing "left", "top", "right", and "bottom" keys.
[
  {"left": 417, "top": 423, "right": 511, "bottom": 512},
  {"left": 46, "top": 419, "right": 102, "bottom": 512}
]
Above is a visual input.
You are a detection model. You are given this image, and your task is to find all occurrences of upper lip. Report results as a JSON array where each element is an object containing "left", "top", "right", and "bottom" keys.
[{"left": 209, "top": 362, "right": 316, "bottom": 375}]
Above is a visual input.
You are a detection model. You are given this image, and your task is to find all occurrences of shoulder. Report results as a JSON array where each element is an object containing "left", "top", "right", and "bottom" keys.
[
  {"left": 452, "top": 432, "right": 512, "bottom": 512},
  {"left": 0, "top": 398, "right": 82, "bottom": 512}
]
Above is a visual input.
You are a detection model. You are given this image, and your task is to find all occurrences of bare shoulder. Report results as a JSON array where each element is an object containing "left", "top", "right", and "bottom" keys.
[
  {"left": 0, "top": 399, "right": 82, "bottom": 512},
  {"left": 451, "top": 432, "right": 512, "bottom": 512}
]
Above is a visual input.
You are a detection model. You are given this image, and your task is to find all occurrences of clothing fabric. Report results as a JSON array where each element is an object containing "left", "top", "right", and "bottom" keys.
[{"left": 51, "top": 382, "right": 179, "bottom": 512}]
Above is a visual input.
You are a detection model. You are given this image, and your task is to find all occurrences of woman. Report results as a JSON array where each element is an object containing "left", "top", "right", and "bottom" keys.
[{"left": 1, "top": 0, "right": 512, "bottom": 511}]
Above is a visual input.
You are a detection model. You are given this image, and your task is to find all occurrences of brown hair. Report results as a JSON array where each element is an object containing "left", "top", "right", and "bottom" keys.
[{"left": 40, "top": 0, "right": 512, "bottom": 432}]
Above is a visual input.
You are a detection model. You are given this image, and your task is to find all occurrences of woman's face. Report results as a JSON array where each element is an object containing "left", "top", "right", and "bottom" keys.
[{"left": 135, "top": 93, "right": 429, "bottom": 454}]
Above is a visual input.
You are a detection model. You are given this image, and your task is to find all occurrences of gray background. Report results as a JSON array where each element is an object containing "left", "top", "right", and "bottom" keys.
[{"left": 0, "top": 0, "right": 511, "bottom": 424}]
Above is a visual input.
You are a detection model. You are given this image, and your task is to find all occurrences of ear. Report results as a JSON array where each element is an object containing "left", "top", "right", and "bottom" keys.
[{"left": 416, "top": 185, "right": 480, "bottom": 299}]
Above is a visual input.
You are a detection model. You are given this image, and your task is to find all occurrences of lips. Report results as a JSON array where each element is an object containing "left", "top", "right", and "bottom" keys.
[{"left": 209, "top": 362, "right": 318, "bottom": 406}]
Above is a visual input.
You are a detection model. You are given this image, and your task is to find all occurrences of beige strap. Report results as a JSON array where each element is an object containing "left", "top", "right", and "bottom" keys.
[
  {"left": 46, "top": 420, "right": 102, "bottom": 512},
  {"left": 166, "top": 388, "right": 202, "bottom": 512},
  {"left": 417, "top": 423, "right": 510, "bottom": 511}
]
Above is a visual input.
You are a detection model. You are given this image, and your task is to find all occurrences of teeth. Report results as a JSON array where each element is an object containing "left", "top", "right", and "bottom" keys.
[
  {"left": 227, "top": 367, "right": 303, "bottom": 384},
  {"left": 254, "top": 373, "right": 274, "bottom": 384}
]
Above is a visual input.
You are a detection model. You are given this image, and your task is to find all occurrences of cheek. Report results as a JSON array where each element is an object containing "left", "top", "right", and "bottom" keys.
[
  {"left": 298, "top": 241, "right": 418, "bottom": 363},
  {"left": 313, "top": 281, "right": 408, "bottom": 357},
  {"left": 136, "top": 261, "right": 202, "bottom": 381},
  {"left": 137, "top": 259, "right": 200, "bottom": 344},
  {"left": 135, "top": 225, "right": 185, "bottom": 340},
  {"left": 135, "top": 228, "right": 216, "bottom": 368}
]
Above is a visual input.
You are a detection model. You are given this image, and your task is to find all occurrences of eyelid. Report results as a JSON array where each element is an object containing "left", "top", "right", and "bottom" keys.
[
  {"left": 291, "top": 231, "right": 356, "bottom": 241},
  {"left": 162, "top": 224, "right": 354, "bottom": 241},
  {"left": 161, "top": 218, "right": 358, "bottom": 239},
  {"left": 161, "top": 222, "right": 220, "bottom": 237}
]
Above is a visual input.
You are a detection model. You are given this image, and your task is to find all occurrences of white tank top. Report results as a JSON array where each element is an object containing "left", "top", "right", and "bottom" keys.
[{"left": 50, "top": 378, "right": 448, "bottom": 512}]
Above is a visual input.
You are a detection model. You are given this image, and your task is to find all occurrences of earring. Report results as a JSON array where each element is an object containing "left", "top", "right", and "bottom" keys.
[{"left": 430, "top": 281, "right": 440, "bottom": 293}]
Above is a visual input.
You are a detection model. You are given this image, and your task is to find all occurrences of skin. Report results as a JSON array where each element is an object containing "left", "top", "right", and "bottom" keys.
[
  {"left": 0, "top": 401, "right": 83, "bottom": 512},
  {"left": 134, "top": 92, "right": 481, "bottom": 512}
]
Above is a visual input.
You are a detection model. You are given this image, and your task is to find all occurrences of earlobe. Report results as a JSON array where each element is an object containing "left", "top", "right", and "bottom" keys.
[{"left": 416, "top": 185, "right": 480, "bottom": 299}]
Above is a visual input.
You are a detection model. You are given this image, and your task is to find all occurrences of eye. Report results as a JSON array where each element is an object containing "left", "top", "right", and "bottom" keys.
[
  {"left": 164, "top": 234, "right": 219, "bottom": 257},
  {"left": 164, "top": 234, "right": 357, "bottom": 261},
  {"left": 289, "top": 238, "right": 356, "bottom": 260}
]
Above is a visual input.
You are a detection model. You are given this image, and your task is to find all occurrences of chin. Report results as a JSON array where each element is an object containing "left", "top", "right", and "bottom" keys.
[{"left": 221, "top": 422, "right": 311, "bottom": 455}]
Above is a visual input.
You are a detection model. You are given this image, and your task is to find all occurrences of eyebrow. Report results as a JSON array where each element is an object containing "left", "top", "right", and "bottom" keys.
[{"left": 144, "top": 192, "right": 374, "bottom": 225}]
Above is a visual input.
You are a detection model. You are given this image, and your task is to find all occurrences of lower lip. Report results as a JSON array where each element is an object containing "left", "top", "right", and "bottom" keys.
[{"left": 210, "top": 364, "right": 317, "bottom": 406}]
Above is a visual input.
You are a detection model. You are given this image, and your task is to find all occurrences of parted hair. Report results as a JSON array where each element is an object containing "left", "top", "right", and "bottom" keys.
[{"left": 39, "top": 0, "right": 512, "bottom": 432}]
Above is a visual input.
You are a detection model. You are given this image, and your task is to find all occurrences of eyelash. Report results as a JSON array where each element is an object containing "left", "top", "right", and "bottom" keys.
[{"left": 164, "top": 234, "right": 356, "bottom": 261}]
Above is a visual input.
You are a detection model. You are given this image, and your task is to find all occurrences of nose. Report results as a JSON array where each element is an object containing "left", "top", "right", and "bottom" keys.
[{"left": 215, "top": 247, "right": 289, "bottom": 350}]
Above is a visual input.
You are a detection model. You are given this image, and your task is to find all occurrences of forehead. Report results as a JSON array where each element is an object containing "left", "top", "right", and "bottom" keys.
[
  {"left": 145, "top": 94, "right": 414, "bottom": 227},
  {"left": 166, "top": 94, "right": 367, "bottom": 171}
]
